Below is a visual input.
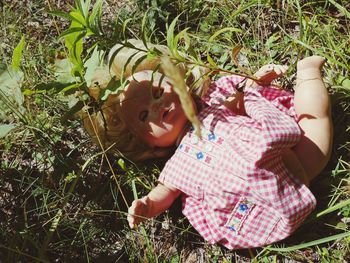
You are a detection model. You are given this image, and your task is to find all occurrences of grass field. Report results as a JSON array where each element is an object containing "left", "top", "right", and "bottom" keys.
[{"left": 1, "top": 0, "right": 350, "bottom": 262}]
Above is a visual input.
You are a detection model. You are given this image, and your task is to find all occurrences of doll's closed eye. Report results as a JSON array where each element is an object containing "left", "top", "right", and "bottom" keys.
[{"left": 139, "top": 110, "right": 148, "bottom": 122}]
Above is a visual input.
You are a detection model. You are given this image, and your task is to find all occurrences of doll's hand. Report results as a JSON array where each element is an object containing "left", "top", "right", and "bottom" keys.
[
  {"left": 127, "top": 196, "right": 150, "bottom": 229},
  {"left": 254, "top": 64, "right": 288, "bottom": 85}
]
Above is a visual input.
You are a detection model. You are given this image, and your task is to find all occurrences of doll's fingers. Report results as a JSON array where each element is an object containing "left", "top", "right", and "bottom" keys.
[
  {"left": 129, "top": 200, "right": 141, "bottom": 217},
  {"left": 128, "top": 199, "right": 147, "bottom": 226},
  {"left": 127, "top": 214, "right": 135, "bottom": 228}
]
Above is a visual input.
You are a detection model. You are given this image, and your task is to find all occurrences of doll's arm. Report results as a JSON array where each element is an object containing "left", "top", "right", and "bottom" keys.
[{"left": 127, "top": 182, "right": 181, "bottom": 228}]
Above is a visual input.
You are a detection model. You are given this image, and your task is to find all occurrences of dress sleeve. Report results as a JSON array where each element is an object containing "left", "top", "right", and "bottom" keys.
[
  {"left": 202, "top": 75, "right": 246, "bottom": 106},
  {"left": 243, "top": 87, "right": 301, "bottom": 164}
]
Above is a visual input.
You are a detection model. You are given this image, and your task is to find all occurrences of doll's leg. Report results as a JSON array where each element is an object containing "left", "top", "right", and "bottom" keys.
[{"left": 292, "top": 56, "right": 333, "bottom": 182}]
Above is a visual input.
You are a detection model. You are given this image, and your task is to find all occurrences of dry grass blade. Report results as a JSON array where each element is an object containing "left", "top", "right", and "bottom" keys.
[{"left": 160, "top": 56, "right": 201, "bottom": 138}]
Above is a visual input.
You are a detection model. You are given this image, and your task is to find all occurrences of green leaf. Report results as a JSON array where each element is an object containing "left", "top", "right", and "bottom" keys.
[
  {"left": 267, "top": 231, "right": 350, "bottom": 252},
  {"left": 117, "top": 158, "right": 126, "bottom": 170},
  {"left": 122, "top": 18, "right": 132, "bottom": 38},
  {"left": 317, "top": 199, "right": 350, "bottom": 217},
  {"left": 141, "top": 9, "right": 151, "bottom": 44},
  {"left": 206, "top": 51, "right": 217, "bottom": 68},
  {"left": 340, "top": 77, "right": 350, "bottom": 90},
  {"left": 64, "top": 21, "right": 85, "bottom": 77},
  {"left": 59, "top": 27, "right": 86, "bottom": 38},
  {"left": 48, "top": 10, "right": 72, "bottom": 20},
  {"left": 88, "top": 0, "right": 103, "bottom": 34},
  {"left": 100, "top": 78, "right": 127, "bottom": 101},
  {"left": 33, "top": 82, "right": 80, "bottom": 93},
  {"left": 0, "top": 67, "right": 25, "bottom": 121},
  {"left": 173, "top": 27, "right": 190, "bottom": 61},
  {"left": 61, "top": 100, "right": 85, "bottom": 124},
  {"left": 75, "top": 0, "right": 91, "bottom": 20},
  {"left": 0, "top": 123, "right": 16, "bottom": 138},
  {"left": 208, "top": 27, "right": 242, "bottom": 43},
  {"left": 84, "top": 46, "right": 105, "bottom": 86},
  {"left": 118, "top": 49, "right": 141, "bottom": 78},
  {"left": 167, "top": 15, "right": 181, "bottom": 53},
  {"left": 131, "top": 54, "right": 148, "bottom": 75},
  {"left": 54, "top": 58, "right": 77, "bottom": 83},
  {"left": 69, "top": 11, "right": 87, "bottom": 27},
  {"left": 71, "top": 31, "right": 86, "bottom": 75},
  {"left": 11, "top": 36, "right": 26, "bottom": 70},
  {"left": 108, "top": 44, "right": 127, "bottom": 73},
  {"left": 329, "top": 0, "right": 350, "bottom": 19}
]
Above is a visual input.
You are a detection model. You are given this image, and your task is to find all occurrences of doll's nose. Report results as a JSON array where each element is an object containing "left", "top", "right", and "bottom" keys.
[{"left": 151, "top": 102, "right": 163, "bottom": 113}]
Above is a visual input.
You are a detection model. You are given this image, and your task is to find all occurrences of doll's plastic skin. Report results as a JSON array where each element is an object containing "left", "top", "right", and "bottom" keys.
[
  {"left": 118, "top": 71, "right": 190, "bottom": 148},
  {"left": 125, "top": 57, "right": 332, "bottom": 229}
]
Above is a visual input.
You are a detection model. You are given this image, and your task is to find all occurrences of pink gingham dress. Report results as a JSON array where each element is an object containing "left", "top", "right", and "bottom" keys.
[{"left": 158, "top": 75, "right": 316, "bottom": 249}]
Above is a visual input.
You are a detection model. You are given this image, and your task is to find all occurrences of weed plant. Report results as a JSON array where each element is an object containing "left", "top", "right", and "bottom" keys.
[{"left": 0, "top": 0, "right": 349, "bottom": 262}]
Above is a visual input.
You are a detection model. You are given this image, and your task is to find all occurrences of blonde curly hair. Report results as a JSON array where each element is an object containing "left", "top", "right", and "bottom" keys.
[{"left": 83, "top": 39, "right": 210, "bottom": 162}]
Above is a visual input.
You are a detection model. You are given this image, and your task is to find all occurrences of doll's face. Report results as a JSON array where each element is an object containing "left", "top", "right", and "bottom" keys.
[{"left": 118, "top": 70, "right": 189, "bottom": 147}]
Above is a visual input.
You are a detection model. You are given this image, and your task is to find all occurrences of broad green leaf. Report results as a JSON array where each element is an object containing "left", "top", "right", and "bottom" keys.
[
  {"left": 54, "top": 58, "right": 77, "bottom": 83},
  {"left": 69, "top": 11, "right": 87, "bottom": 27},
  {"left": 71, "top": 31, "right": 85, "bottom": 76},
  {"left": 0, "top": 67, "right": 25, "bottom": 121},
  {"left": 11, "top": 36, "right": 26, "bottom": 70},
  {"left": 64, "top": 21, "right": 85, "bottom": 76},
  {"left": 0, "top": 123, "right": 16, "bottom": 138},
  {"left": 84, "top": 46, "right": 105, "bottom": 86},
  {"left": 208, "top": 27, "right": 242, "bottom": 43}
]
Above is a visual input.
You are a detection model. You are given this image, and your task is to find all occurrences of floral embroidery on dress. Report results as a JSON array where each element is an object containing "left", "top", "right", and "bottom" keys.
[
  {"left": 189, "top": 126, "right": 225, "bottom": 146},
  {"left": 226, "top": 199, "right": 254, "bottom": 232},
  {"left": 178, "top": 126, "right": 225, "bottom": 166},
  {"left": 178, "top": 143, "right": 213, "bottom": 165}
]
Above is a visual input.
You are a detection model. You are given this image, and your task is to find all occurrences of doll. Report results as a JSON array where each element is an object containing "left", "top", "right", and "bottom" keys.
[{"left": 84, "top": 40, "right": 332, "bottom": 248}]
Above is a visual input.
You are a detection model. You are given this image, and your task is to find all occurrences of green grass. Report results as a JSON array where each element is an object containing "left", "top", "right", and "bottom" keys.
[{"left": 1, "top": 0, "right": 350, "bottom": 262}]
